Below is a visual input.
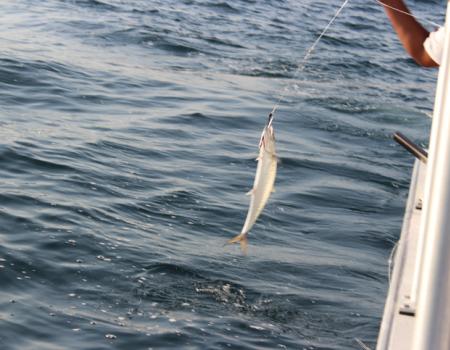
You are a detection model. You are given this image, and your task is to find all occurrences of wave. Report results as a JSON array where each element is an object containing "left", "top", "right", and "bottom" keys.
[
  {"left": 0, "top": 146, "right": 75, "bottom": 174},
  {"left": 63, "top": 0, "right": 118, "bottom": 11}
]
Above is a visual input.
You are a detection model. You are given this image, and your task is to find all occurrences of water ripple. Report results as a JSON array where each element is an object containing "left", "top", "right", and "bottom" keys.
[{"left": 0, "top": 0, "right": 439, "bottom": 349}]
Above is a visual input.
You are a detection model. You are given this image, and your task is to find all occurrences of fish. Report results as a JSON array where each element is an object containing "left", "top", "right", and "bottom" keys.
[{"left": 228, "top": 114, "right": 277, "bottom": 253}]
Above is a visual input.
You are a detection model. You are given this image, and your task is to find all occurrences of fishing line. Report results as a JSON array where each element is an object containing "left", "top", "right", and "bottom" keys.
[
  {"left": 375, "top": 0, "right": 441, "bottom": 27},
  {"left": 267, "top": 0, "right": 441, "bottom": 124},
  {"left": 268, "top": 0, "right": 351, "bottom": 121}
]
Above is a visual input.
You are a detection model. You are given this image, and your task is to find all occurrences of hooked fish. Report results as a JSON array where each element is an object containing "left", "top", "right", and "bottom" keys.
[{"left": 228, "top": 114, "right": 277, "bottom": 253}]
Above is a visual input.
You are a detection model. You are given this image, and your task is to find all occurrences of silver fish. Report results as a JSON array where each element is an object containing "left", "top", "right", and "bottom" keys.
[{"left": 228, "top": 116, "right": 277, "bottom": 253}]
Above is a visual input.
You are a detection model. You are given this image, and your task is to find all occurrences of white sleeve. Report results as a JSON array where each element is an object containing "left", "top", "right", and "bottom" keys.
[{"left": 424, "top": 26, "right": 445, "bottom": 65}]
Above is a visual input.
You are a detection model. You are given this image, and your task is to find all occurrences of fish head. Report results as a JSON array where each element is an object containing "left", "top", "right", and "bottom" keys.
[{"left": 259, "top": 124, "right": 275, "bottom": 152}]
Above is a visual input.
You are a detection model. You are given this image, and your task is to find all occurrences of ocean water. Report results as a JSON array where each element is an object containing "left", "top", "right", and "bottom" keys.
[{"left": 0, "top": 0, "right": 443, "bottom": 349}]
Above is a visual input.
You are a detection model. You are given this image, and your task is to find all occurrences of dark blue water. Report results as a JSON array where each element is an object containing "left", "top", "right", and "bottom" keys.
[{"left": 0, "top": 0, "right": 443, "bottom": 349}]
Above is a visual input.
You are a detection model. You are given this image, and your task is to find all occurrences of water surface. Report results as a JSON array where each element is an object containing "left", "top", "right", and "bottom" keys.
[{"left": 0, "top": 0, "right": 442, "bottom": 349}]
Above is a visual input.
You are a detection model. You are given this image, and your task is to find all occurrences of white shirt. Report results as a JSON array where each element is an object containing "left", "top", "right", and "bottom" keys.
[{"left": 424, "top": 26, "right": 445, "bottom": 65}]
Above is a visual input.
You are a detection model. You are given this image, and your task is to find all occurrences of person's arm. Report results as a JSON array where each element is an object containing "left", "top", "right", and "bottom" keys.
[{"left": 380, "top": 0, "right": 438, "bottom": 67}]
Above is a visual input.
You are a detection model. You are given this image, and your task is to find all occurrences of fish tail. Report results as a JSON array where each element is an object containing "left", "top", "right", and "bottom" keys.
[{"left": 227, "top": 232, "right": 248, "bottom": 254}]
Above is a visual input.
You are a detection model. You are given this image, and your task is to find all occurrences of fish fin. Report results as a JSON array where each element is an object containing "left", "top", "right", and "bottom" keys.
[
  {"left": 246, "top": 189, "right": 254, "bottom": 196},
  {"left": 227, "top": 233, "right": 248, "bottom": 255}
]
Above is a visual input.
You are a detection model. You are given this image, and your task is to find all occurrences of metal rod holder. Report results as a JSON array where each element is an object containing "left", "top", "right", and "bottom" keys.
[{"left": 393, "top": 132, "right": 428, "bottom": 164}]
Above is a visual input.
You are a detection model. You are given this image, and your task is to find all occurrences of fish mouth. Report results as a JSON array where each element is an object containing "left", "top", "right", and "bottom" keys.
[
  {"left": 267, "top": 112, "right": 274, "bottom": 127},
  {"left": 258, "top": 114, "right": 275, "bottom": 148},
  {"left": 266, "top": 113, "right": 274, "bottom": 135}
]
